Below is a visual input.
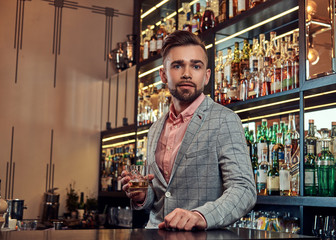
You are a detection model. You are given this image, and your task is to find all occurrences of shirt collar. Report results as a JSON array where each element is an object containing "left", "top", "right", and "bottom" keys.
[{"left": 169, "top": 93, "right": 205, "bottom": 123}]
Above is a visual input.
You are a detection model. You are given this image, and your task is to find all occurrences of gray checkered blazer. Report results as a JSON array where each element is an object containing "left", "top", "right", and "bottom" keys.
[{"left": 134, "top": 96, "right": 257, "bottom": 229}]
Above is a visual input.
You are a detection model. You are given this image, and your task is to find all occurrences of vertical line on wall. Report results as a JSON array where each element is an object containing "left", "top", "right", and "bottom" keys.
[
  {"left": 14, "top": 0, "right": 28, "bottom": 84},
  {"left": 124, "top": 70, "right": 128, "bottom": 118},
  {"left": 115, "top": 74, "right": 119, "bottom": 128},
  {"left": 49, "top": 129, "right": 54, "bottom": 191},
  {"left": 7, "top": 127, "right": 15, "bottom": 199},
  {"left": 107, "top": 78, "right": 111, "bottom": 124}
]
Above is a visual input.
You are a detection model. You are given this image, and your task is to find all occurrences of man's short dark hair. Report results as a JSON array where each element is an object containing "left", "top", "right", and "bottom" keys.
[{"left": 161, "top": 30, "right": 208, "bottom": 66}]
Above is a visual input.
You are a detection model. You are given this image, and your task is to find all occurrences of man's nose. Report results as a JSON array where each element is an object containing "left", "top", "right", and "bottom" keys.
[{"left": 182, "top": 66, "right": 192, "bottom": 79}]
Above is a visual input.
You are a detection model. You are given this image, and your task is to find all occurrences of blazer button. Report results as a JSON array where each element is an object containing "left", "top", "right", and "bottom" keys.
[{"left": 165, "top": 191, "right": 171, "bottom": 198}]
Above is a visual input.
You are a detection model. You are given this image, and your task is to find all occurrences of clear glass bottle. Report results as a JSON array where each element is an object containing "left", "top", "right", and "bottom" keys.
[
  {"left": 192, "top": 3, "right": 202, "bottom": 34},
  {"left": 315, "top": 126, "right": 322, "bottom": 156},
  {"left": 201, "top": 0, "right": 215, "bottom": 32},
  {"left": 257, "top": 33, "right": 266, "bottom": 73},
  {"left": 261, "top": 40, "right": 271, "bottom": 96},
  {"left": 249, "top": 38, "right": 259, "bottom": 73},
  {"left": 237, "top": 0, "right": 249, "bottom": 15},
  {"left": 316, "top": 128, "right": 335, "bottom": 197},
  {"left": 178, "top": 3, "right": 189, "bottom": 30},
  {"left": 156, "top": 18, "right": 167, "bottom": 54},
  {"left": 228, "top": 42, "right": 240, "bottom": 103},
  {"left": 271, "top": 51, "right": 282, "bottom": 94},
  {"left": 248, "top": 59, "right": 259, "bottom": 99},
  {"left": 240, "top": 39, "right": 250, "bottom": 79},
  {"left": 292, "top": 31, "right": 300, "bottom": 89},
  {"left": 239, "top": 69, "right": 248, "bottom": 101},
  {"left": 267, "top": 133, "right": 284, "bottom": 196},
  {"left": 228, "top": 0, "right": 237, "bottom": 19}
]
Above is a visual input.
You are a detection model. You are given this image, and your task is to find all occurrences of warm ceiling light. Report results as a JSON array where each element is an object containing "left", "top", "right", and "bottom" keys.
[{"left": 308, "top": 47, "right": 319, "bottom": 65}]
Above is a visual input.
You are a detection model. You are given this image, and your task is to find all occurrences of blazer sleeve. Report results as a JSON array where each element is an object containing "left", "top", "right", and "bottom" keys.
[{"left": 192, "top": 110, "right": 257, "bottom": 229}]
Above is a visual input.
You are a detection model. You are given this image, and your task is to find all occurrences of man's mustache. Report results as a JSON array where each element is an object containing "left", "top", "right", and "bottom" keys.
[{"left": 177, "top": 81, "right": 196, "bottom": 88}]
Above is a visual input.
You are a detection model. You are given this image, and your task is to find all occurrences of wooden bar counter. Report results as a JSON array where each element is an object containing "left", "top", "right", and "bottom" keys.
[{"left": 0, "top": 227, "right": 317, "bottom": 240}]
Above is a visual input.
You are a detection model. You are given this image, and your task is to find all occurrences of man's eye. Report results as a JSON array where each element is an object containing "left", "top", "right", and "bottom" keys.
[
  {"left": 194, "top": 65, "right": 201, "bottom": 69},
  {"left": 172, "top": 65, "right": 181, "bottom": 69}
]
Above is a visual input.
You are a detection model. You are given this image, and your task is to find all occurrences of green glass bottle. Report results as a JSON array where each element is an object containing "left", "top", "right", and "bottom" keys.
[
  {"left": 267, "top": 133, "right": 284, "bottom": 195},
  {"left": 316, "top": 128, "right": 335, "bottom": 197},
  {"left": 251, "top": 143, "right": 258, "bottom": 187},
  {"left": 304, "top": 141, "right": 316, "bottom": 196}
]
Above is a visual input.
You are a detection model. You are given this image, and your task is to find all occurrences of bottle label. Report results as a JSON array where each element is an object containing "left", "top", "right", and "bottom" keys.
[
  {"left": 237, "top": 0, "right": 246, "bottom": 12},
  {"left": 304, "top": 169, "right": 315, "bottom": 186},
  {"left": 150, "top": 39, "right": 157, "bottom": 52},
  {"left": 157, "top": 39, "right": 163, "bottom": 50},
  {"left": 224, "top": 65, "right": 231, "bottom": 82},
  {"left": 267, "top": 176, "right": 279, "bottom": 191},
  {"left": 307, "top": 144, "right": 314, "bottom": 154},
  {"left": 272, "top": 150, "right": 284, "bottom": 162},
  {"left": 317, "top": 160, "right": 332, "bottom": 166},
  {"left": 257, "top": 169, "right": 267, "bottom": 184},
  {"left": 227, "top": 88, "right": 237, "bottom": 98},
  {"left": 279, "top": 169, "right": 291, "bottom": 191},
  {"left": 143, "top": 42, "right": 149, "bottom": 60},
  {"left": 257, "top": 142, "right": 268, "bottom": 163}
]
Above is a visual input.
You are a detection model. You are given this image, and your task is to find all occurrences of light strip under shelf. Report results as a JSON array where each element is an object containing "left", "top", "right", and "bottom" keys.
[
  {"left": 141, "top": 0, "right": 170, "bottom": 19},
  {"left": 215, "top": 6, "right": 299, "bottom": 45},
  {"left": 102, "top": 132, "right": 136, "bottom": 142},
  {"left": 139, "top": 65, "right": 162, "bottom": 78},
  {"left": 304, "top": 89, "right": 336, "bottom": 99},
  {"left": 234, "top": 97, "right": 300, "bottom": 114},
  {"left": 102, "top": 139, "right": 136, "bottom": 149}
]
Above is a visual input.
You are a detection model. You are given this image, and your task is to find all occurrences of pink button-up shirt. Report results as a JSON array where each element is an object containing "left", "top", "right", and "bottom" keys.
[{"left": 155, "top": 93, "right": 205, "bottom": 183}]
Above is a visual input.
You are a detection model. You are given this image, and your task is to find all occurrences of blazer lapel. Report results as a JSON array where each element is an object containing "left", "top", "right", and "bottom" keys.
[
  {"left": 168, "top": 96, "right": 213, "bottom": 185},
  {"left": 147, "top": 114, "right": 169, "bottom": 187}
]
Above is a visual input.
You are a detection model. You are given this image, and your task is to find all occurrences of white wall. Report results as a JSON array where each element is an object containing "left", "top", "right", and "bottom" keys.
[{"left": 0, "top": 0, "right": 134, "bottom": 219}]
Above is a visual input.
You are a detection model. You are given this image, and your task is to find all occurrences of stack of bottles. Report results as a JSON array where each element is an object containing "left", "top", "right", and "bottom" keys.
[
  {"left": 230, "top": 210, "right": 300, "bottom": 234},
  {"left": 100, "top": 144, "right": 135, "bottom": 192},
  {"left": 214, "top": 31, "right": 300, "bottom": 105},
  {"left": 245, "top": 114, "right": 300, "bottom": 196},
  {"left": 304, "top": 120, "right": 336, "bottom": 197},
  {"left": 137, "top": 83, "right": 171, "bottom": 126}
]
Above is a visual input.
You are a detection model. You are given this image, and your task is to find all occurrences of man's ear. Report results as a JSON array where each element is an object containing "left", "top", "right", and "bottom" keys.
[
  {"left": 159, "top": 67, "right": 167, "bottom": 84},
  {"left": 205, "top": 68, "right": 211, "bottom": 86}
]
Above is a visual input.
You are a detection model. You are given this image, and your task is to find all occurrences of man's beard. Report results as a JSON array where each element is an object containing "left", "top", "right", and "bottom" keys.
[{"left": 169, "top": 82, "right": 203, "bottom": 103}]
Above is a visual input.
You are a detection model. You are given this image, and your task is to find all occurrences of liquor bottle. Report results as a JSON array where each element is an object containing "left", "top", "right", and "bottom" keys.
[
  {"left": 260, "top": 40, "right": 271, "bottom": 96},
  {"left": 250, "top": 0, "right": 264, "bottom": 8},
  {"left": 215, "top": 51, "right": 224, "bottom": 92},
  {"left": 137, "top": 96, "right": 144, "bottom": 126},
  {"left": 256, "top": 126, "right": 268, "bottom": 195},
  {"left": 183, "top": 12, "right": 192, "bottom": 32},
  {"left": 316, "top": 128, "right": 335, "bottom": 197},
  {"left": 239, "top": 70, "right": 248, "bottom": 101},
  {"left": 292, "top": 31, "right": 300, "bottom": 89},
  {"left": 240, "top": 39, "right": 250, "bottom": 79},
  {"left": 304, "top": 137, "right": 316, "bottom": 196},
  {"left": 245, "top": 126, "right": 252, "bottom": 157},
  {"left": 228, "top": 42, "right": 241, "bottom": 103},
  {"left": 228, "top": 0, "right": 237, "bottom": 19},
  {"left": 156, "top": 19, "right": 167, "bottom": 54},
  {"left": 280, "top": 149, "right": 291, "bottom": 196},
  {"left": 267, "top": 133, "right": 284, "bottom": 195},
  {"left": 192, "top": 3, "right": 202, "bottom": 34},
  {"left": 179, "top": 3, "right": 189, "bottom": 30},
  {"left": 258, "top": 119, "right": 268, "bottom": 164},
  {"left": 211, "top": 0, "right": 220, "bottom": 23},
  {"left": 305, "top": 119, "right": 317, "bottom": 156},
  {"left": 269, "top": 32, "right": 278, "bottom": 63},
  {"left": 149, "top": 27, "right": 157, "bottom": 57},
  {"left": 268, "top": 122, "right": 277, "bottom": 162},
  {"left": 248, "top": 59, "right": 259, "bottom": 99},
  {"left": 237, "top": 0, "right": 249, "bottom": 15},
  {"left": 271, "top": 51, "right": 282, "bottom": 94},
  {"left": 78, "top": 192, "right": 85, "bottom": 220},
  {"left": 279, "top": 120, "right": 286, "bottom": 146},
  {"left": 257, "top": 34, "right": 266, "bottom": 73},
  {"left": 315, "top": 126, "right": 322, "bottom": 156},
  {"left": 251, "top": 142, "right": 258, "bottom": 187},
  {"left": 249, "top": 38, "right": 259, "bottom": 73},
  {"left": 201, "top": 0, "right": 215, "bottom": 32},
  {"left": 219, "top": 0, "right": 228, "bottom": 23},
  {"left": 143, "top": 26, "right": 151, "bottom": 60},
  {"left": 331, "top": 122, "right": 336, "bottom": 156},
  {"left": 224, "top": 47, "right": 232, "bottom": 87},
  {"left": 285, "top": 114, "right": 299, "bottom": 165}
]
